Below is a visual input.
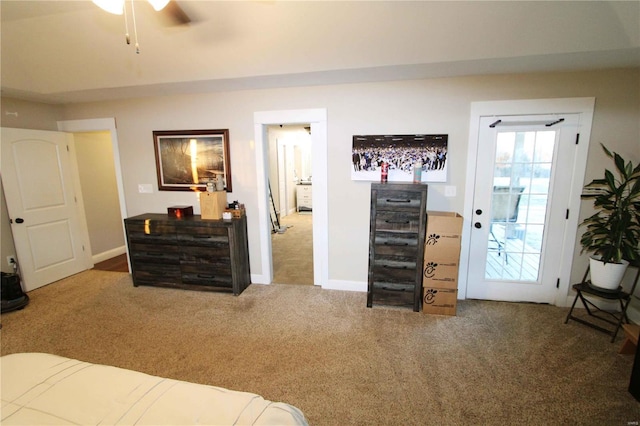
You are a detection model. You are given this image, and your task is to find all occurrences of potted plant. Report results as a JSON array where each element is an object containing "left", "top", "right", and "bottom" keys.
[{"left": 579, "top": 144, "right": 640, "bottom": 290}]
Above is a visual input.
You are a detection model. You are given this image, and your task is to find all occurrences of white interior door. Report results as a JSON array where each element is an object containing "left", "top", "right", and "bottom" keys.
[
  {"left": 1, "top": 127, "right": 92, "bottom": 291},
  {"left": 466, "top": 114, "right": 580, "bottom": 303}
]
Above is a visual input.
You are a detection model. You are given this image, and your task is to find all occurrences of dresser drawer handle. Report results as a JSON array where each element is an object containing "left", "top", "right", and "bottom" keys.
[
  {"left": 197, "top": 274, "right": 216, "bottom": 279},
  {"left": 384, "top": 242, "right": 409, "bottom": 246},
  {"left": 382, "top": 286, "right": 406, "bottom": 292},
  {"left": 386, "top": 198, "right": 411, "bottom": 203},
  {"left": 192, "top": 235, "right": 212, "bottom": 239},
  {"left": 385, "top": 220, "right": 410, "bottom": 224},
  {"left": 383, "top": 265, "right": 407, "bottom": 269}
]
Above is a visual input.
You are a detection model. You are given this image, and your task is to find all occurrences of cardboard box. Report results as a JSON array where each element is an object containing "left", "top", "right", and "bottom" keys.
[
  {"left": 200, "top": 191, "right": 227, "bottom": 219},
  {"left": 424, "top": 211, "right": 463, "bottom": 251},
  {"left": 423, "top": 211, "right": 463, "bottom": 290},
  {"left": 422, "top": 258, "right": 460, "bottom": 290},
  {"left": 422, "top": 287, "right": 457, "bottom": 316}
]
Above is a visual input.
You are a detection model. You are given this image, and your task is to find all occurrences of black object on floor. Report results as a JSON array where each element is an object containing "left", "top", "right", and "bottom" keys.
[{"left": 1, "top": 272, "right": 29, "bottom": 313}]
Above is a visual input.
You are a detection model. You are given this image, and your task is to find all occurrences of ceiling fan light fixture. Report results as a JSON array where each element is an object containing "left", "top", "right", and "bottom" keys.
[
  {"left": 92, "top": 0, "right": 125, "bottom": 15},
  {"left": 147, "top": 0, "right": 171, "bottom": 12}
]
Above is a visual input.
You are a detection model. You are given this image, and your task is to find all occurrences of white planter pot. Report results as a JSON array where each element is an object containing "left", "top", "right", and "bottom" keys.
[{"left": 589, "top": 256, "right": 629, "bottom": 291}]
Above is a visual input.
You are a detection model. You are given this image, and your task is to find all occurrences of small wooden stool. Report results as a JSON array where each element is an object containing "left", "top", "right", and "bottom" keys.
[{"left": 619, "top": 324, "right": 640, "bottom": 354}]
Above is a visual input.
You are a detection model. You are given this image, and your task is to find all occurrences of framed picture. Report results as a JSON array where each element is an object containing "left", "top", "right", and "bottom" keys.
[
  {"left": 153, "top": 129, "right": 232, "bottom": 192},
  {"left": 351, "top": 134, "right": 448, "bottom": 183}
]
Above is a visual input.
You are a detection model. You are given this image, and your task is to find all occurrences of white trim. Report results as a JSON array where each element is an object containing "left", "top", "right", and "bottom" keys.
[
  {"left": 253, "top": 109, "right": 328, "bottom": 286},
  {"left": 461, "top": 98, "right": 595, "bottom": 305},
  {"left": 92, "top": 245, "right": 126, "bottom": 264},
  {"left": 324, "top": 279, "right": 367, "bottom": 292},
  {"left": 56, "top": 118, "right": 129, "bottom": 270}
]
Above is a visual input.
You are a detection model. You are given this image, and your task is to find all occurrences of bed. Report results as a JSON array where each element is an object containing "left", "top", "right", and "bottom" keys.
[{"left": 1, "top": 353, "right": 308, "bottom": 425}]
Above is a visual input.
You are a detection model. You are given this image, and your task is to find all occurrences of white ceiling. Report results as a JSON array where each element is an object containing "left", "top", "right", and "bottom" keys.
[{"left": 1, "top": 0, "right": 639, "bottom": 104}]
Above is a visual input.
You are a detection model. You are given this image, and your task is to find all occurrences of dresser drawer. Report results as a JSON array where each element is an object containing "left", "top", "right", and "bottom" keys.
[
  {"left": 373, "top": 244, "right": 417, "bottom": 258},
  {"left": 180, "top": 245, "right": 231, "bottom": 263},
  {"left": 374, "top": 231, "right": 419, "bottom": 257},
  {"left": 374, "top": 211, "right": 422, "bottom": 232},
  {"left": 130, "top": 243, "right": 180, "bottom": 264},
  {"left": 370, "top": 282, "right": 416, "bottom": 306},
  {"left": 127, "top": 226, "right": 177, "bottom": 245},
  {"left": 177, "top": 227, "right": 229, "bottom": 247},
  {"left": 133, "top": 263, "right": 181, "bottom": 286},
  {"left": 371, "top": 257, "right": 418, "bottom": 283},
  {"left": 374, "top": 189, "right": 424, "bottom": 211},
  {"left": 180, "top": 264, "right": 232, "bottom": 287}
]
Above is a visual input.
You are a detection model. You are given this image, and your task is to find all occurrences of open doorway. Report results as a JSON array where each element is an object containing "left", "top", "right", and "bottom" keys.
[
  {"left": 73, "top": 131, "right": 128, "bottom": 273},
  {"left": 267, "top": 125, "right": 313, "bottom": 285},
  {"left": 57, "top": 119, "right": 129, "bottom": 273},
  {"left": 253, "top": 108, "right": 327, "bottom": 287}
]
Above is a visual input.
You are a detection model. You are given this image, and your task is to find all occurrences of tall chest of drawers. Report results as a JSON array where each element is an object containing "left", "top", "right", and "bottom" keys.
[
  {"left": 367, "top": 183, "right": 428, "bottom": 312},
  {"left": 124, "top": 213, "right": 251, "bottom": 295}
]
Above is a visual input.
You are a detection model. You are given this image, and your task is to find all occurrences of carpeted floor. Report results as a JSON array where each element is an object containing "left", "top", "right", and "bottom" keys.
[
  {"left": 2, "top": 270, "right": 640, "bottom": 425},
  {"left": 272, "top": 212, "right": 313, "bottom": 285}
]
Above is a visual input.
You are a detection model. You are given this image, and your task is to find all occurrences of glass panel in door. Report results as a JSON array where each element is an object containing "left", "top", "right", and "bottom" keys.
[{"left": 486, "top": 130, "right": 555, "bottom": 282}]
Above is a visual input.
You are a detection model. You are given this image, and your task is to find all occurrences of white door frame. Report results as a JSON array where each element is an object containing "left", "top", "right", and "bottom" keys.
[
  {"left": 253, "top": 109, "right": 328, "bottom": 286},
  {"left": 460, "top": 98, "right": 595, "bottom": 305},
  {"left": 57, "top": 118, "right": 128, "bottom": 263}
]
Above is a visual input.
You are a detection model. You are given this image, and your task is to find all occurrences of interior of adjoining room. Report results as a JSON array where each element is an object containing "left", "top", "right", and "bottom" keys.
[{"left": 267, "top": 124, "right": 314, "bottom": 286}]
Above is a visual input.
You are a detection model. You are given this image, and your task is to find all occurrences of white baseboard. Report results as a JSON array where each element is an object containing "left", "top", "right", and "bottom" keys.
[
  {"left": 92, "top": 246, "right": 126, "bottom": 264},
  {"left": 323, "top": 279, "right": 367, "bottom": 292},
  {"left": 249, "top": 274, "right": 367, "bottom": 292},
  {"left": 251, "top": 274, "right": 269, "bottom": 285}
]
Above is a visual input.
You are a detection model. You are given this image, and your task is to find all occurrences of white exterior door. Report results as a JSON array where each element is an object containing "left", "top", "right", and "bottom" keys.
[
  {"left": 466, "top": 114, "right": 581, "bottom": 303},
  {"left": 1, "top": 127, "right": 92, "bottom": 291}
]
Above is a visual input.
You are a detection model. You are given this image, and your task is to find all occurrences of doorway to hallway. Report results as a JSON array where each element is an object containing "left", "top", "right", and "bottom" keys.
[
  {"left": 267, "top": 124, "right": 314, "bottom": 285},
  {"left": 253, "top": 108, "right": 328, "bottom": 287}
]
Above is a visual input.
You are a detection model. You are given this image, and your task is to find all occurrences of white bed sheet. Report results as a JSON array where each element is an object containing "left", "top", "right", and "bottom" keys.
[{"left": 1, "top": 353, "right": 308, "bottom": 425}]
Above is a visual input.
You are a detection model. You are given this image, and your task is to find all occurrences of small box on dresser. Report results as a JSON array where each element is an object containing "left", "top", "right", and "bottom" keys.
[
  {"left": 367, "top": 182, "right": 428, "bottom": 312},
  {"left": 200, "top": 192, "right": 228, "bottom": 220},
  {"left": 124, "top": 213, "right": 250, "bottom": 295}
]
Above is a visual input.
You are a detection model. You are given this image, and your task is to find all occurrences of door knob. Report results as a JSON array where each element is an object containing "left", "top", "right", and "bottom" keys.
[
  {"left": 474, "top": 222, "right": 482, "bottom": 229},
  {"left": 476, "top": 209, "right": 483, "bottom": 215},
  {"left": 14, "top": 218, "right": 24, "bottom": 224}
]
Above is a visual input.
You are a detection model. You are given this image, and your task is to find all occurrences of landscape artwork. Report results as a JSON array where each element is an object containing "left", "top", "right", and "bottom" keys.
[{"left": 153, "top": 129, "right": 232, "bottom": 192}]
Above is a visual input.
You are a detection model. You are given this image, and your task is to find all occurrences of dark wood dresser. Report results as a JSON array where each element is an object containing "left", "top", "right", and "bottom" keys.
[
  {"left": 367, "top": 182, "right": 428, "bottom": 311},
  {"left": 124, "top": 213, "right": 250, "bottom": 295}
]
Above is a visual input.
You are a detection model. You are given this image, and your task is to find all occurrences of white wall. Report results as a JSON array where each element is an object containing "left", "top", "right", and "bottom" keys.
[
  {"left": 73, "top": 131, "right": 125, "bottom": 259},
  {"left": 35, "top": 68, "right": 640, "bottom": 292}
]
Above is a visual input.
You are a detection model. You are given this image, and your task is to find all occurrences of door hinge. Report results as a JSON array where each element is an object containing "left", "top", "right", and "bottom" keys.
[
  {"left": 66, "top": 145, "right": 70, "bottom": 152},
  {"left": 575, "top": 134, "right": 580, "bottom": 145},
  {"left": 566, "top": 209, "right": 569, "bottom": 219},
  {"left": 556, "top": 278, "right": 560, "bottom": 288}
]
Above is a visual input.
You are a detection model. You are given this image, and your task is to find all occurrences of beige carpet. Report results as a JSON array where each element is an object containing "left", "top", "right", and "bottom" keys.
[
  {"left": 272, "top": 212, "right": 313, "bottom": 285},
  {"left": 2, "top": 270, "right": 640, "bottom": 425}
]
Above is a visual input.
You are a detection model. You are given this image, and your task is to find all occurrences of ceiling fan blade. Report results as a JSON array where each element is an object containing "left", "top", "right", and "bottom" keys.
[{"left": 162, "top": 1, "right": 191, "bottom": 26}]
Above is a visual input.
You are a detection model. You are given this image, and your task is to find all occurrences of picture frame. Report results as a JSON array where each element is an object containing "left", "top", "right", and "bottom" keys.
[
  {"left": 153, "top": 129, "right": 232, "bottom": 192},
  {"left": 351, "top": 134, "right": 448, "bottom": 183}
]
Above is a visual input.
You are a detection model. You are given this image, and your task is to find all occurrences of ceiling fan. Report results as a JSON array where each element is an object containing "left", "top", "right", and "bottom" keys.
[{"left": 92, "top": 0, "right": 191, "bottom": 52}]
